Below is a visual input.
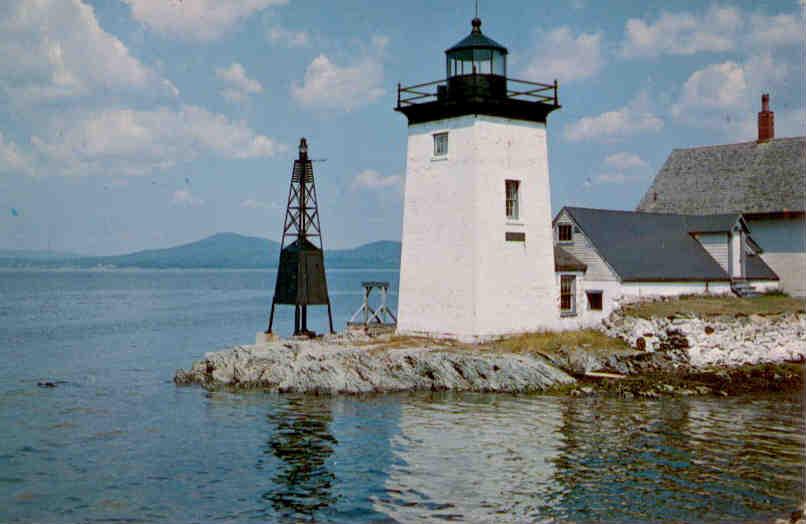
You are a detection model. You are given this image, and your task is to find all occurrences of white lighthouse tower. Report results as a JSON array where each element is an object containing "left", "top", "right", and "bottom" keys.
[{"left": 395, "top": 17, "right": 561, "bottom": 341}]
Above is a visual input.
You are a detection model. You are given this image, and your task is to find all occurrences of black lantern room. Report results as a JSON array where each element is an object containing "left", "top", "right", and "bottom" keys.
[
  {"left": 397, "top": 17, "right": 560, "bottom": 125},
  {"left": 446, "top": 18, "right": 507, "bottom": 77}
]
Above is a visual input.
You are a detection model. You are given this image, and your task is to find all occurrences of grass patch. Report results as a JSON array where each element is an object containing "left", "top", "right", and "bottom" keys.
[
  {"left": 358, "top": 334, "right": 461, "bottom": 353},
  {"left": 352, "top": 330, "right": 630, "bottom": 359},
  {"left": 622, "top": 294, "right": 805, "bottom": 319},
  {"left": 480, "top": 329, "right": 631, "bottom": 357}
]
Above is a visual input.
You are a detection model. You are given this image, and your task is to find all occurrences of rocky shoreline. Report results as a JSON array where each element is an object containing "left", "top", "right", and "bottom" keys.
[
  {"left": 175, "top": 309, "right": 805, "bottom": 396},
  {"left": 174, "top": 336, "right": 576, "bottom": 394}
]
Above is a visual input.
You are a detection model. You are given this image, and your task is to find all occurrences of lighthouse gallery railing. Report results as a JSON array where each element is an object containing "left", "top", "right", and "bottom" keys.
[{"left": 396, "top": 76, "right": 559, "bottom": 108}]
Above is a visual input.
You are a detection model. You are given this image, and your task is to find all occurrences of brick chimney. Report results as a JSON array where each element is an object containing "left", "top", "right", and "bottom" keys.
[{"left": 758, "top": 93, "right": 774, "bottom": 143}]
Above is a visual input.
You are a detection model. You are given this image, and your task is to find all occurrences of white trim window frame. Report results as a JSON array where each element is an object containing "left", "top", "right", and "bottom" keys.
[
  {"left": 558, "top": 223, "right": 573, "bottom": 243},
  {"left": 433, "top": 132, "right": 449, "bottom": 157},
  {"left": 505, "top": 179, "right": 520, "bottom": 220},
  {"left": 560, "top": 274, "right": 576, "bottom": 316}
]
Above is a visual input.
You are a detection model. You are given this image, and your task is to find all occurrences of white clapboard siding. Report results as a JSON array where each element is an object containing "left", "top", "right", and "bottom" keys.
[
  {"left": 553, "top": 210, "right": 618, "bottom": 282},
  {"left": 693, "top": 233, "right": 729, "bottom": 272}
]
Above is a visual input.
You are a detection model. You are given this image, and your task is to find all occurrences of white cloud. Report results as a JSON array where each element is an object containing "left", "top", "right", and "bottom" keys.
[
  {"left": 216, "top": 62, "right": 263, "bottom": 102},
  {"left": 621, "top": 5, "right": 740, "bottom": 58},
  {"left": 124, "top": 0, "right": 287, "bottom": 42},
  {"left": 0, "top": 0, "right": 176, "bottom": 103},
  {"left": 172, "top": 189, "right": 204, "bottom": 206},
  {"left": 603, "top": 152, "right": 648, "bottom": 170},
  {"left": 672, "top": 62, "right": 747, "bottom": 118},
  {"left": 523, "top": 27, "right": 604, "bottom": 83},
  {"left": 564, "top": 92, "right": 663, "bottom": 142},
  {"left": 748, "top": 13, "right": 803, "bottom": 48},
  {"left": 352, "top": 169, "right": 401, "bottom": 191},
  {"left": 241, "top": 198, "right": 279, "bottom": 209},
  {"left": 292, "top": 36, "right": 388, "bottom": 111},
  {"left": 267, "top": 26, "right": 310, "bottom": 47},
  {"left": 671, "top": 55, "right": 790, "bottom": 131},
  {"left": 621, "top": 6, "right": 801, "bottom": 58},
  {"left": 0, "top": 132, "right": 32, "bottom": 174},
  {"left": 30, "top": 105, "right": 286, "bottom": 176},
  {"left": 592, "top": 173, "right": 646, "bottom": 185}
]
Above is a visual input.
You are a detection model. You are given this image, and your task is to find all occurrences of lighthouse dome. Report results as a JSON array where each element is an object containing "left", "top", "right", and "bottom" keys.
[{"left": 445, "top": 18, "right": 507, "bottom": 77}]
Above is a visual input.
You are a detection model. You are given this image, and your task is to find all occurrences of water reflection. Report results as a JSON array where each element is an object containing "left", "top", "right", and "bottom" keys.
[
  {"left": 377, "top": 393, "right": 804, "bottom": 523},
  {"left": 257, "top": 395, "right": 401, "bottom": 523},
  {"left": 379, "top": 393, "right": 566, "bottom": 522},
  {"left": 550, "top": 396, "right": 805, "bottom": 522},
  {"left": 261, "top": 396, "right": 337, "bottom": 521}
]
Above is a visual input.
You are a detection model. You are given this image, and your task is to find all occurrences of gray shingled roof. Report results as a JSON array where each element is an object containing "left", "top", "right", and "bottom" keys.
[
  {"left": 554, "top": 246, "right": 587, "bottom": 272},
  {"left": 563, "top": 207, "right": 777, "bottom": 282},
  {"left": 637, "top": 137, "right": 805, "bottom": 215}
]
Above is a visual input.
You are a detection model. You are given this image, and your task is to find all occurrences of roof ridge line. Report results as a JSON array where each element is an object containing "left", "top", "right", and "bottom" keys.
[{"left": 670, "top": 135, "right": 805, "bottom": 152}]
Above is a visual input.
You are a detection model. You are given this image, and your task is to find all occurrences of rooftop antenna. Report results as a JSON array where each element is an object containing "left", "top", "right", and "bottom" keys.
[{"left": 475, "top": 0, "right": 479, "bottom": 18}]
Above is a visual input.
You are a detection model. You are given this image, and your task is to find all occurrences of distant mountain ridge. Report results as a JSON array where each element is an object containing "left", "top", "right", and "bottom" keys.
[{"left": 0, "top": 233, "right": 401, "bottom": 269}]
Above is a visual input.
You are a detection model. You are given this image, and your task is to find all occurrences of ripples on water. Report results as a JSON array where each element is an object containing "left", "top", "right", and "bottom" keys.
[{"left": 0, "top": 270, "right": 803, "bottom": 523}]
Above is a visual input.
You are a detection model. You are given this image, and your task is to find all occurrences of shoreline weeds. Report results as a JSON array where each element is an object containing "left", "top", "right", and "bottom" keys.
[{"left": 174, "top": 310, "right": 805, "bottom": 397}]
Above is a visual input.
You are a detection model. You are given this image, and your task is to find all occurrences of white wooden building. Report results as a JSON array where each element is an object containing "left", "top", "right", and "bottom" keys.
[{"left": 551, "top": 208, "right": 780, "bottom": 329}]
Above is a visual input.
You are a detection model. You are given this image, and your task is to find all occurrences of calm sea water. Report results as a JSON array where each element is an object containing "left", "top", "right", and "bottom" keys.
[{"left": 0, "top": 269, "right": 803, "bottom": 523}]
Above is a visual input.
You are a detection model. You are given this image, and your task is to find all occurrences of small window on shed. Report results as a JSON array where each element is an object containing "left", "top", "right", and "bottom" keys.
[
  {"left": 587, "top": 291, "right": 603, "bottom": 311},
  {"left": 558, "top": 224, "right": 572, "bottom": 242},
  {"left": 505, "top": 180, "right": 520, "bottom": 220},
  {"left": 433, "top": 132, "right": 448, "bottom": 156}
]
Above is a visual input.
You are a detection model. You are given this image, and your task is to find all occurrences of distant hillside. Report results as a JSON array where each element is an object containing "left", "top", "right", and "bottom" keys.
[
  {"left": 325, "top": 240, "right": 401, "bottom": 268},
  {"left": 0, "top": 234, "right": 401, "bottom": 269},
  {"left": 79, "top": 233, "right": 282, "bottom": 269}
]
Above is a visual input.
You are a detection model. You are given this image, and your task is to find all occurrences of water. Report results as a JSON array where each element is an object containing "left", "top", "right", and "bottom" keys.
[{"left": 0, "top": 269, "right": 803, "bottom": 523}]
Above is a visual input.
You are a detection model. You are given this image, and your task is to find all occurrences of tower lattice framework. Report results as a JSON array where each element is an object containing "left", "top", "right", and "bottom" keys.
[{"left": 267, "top": 138, "right": 334, "bottom": 336}]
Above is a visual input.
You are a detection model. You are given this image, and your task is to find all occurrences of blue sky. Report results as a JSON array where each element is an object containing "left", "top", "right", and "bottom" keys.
[{"left": 0, "top": 0, "right": 802, "bottom": 254}]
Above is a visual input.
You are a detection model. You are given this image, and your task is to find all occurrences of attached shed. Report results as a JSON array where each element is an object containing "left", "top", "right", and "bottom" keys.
[{"left": 552, "top": 207, "right": 780, "bottom": 327}]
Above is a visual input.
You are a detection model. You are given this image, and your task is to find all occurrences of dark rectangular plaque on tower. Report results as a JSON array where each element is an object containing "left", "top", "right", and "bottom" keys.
[{"left": 505, "top": 232, "right": 525, "bottom": 242}]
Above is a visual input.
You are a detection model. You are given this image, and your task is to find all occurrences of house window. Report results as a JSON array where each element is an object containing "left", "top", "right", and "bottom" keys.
[
  {"left": 587, "top": 291, "right": 603, "bottom": 311},
  {"left": 558, "top": 224, "right": 572, "bottom": 242},
  {"left": 433, "top": 132, "right": 448, "bottom": 156},
  {"left": 505, "top": 180, "right": 520, "bottom": 219},
  {"left": 560, "top": 275, "right": 576, "bottom": 315}
]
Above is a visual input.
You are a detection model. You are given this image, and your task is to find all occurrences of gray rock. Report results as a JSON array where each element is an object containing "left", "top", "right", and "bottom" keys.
[
  {"left": 600, "top": 308, "right": 805, "bottom": 368},
  {"left": 175, "top": 340, "right": 576, "bottom": 395}
]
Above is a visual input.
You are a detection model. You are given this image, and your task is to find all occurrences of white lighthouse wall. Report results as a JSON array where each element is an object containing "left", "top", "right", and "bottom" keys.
[
  {"left": 397, "top": 115, "right": 479, "bottom": 338},
  {"left": 472, "top": 116, "right": 559, "bottom": 336},
  {"left": 397, "top": 115, "right": 560, "bottom": 340}
]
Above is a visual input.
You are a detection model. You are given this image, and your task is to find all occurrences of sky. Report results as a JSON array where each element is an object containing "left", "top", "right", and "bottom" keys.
[{"left": 0, "top": 0, "right": 803, "bottom": 255}]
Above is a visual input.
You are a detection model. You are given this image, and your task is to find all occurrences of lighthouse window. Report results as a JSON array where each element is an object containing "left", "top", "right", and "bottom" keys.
[
  {"left": 560, "top": 275, "right": 576, "bottom": 315},
  {"left": 505, "top": 180, "right": 520, "bottom": 219},
  {"left": 433, "top": 132, "right": 448, "bottom": 157}
]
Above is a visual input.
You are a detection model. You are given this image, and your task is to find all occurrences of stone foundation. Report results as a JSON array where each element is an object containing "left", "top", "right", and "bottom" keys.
[{"left": 601, "top": 311, "right": 806, "bottom": 367}]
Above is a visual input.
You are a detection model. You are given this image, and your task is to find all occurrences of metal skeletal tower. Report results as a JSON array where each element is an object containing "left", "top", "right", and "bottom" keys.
[{"left": 267, "top": 138, "right": 334, "bottom": 336}]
